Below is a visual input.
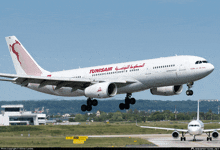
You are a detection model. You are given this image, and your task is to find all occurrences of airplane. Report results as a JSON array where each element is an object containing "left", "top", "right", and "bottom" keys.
[
  {"left": 0, "top": 36, "right": 214, "bottom": 112},
  {"left": 138, "top": 100, "right": 220, "bottom": 141}
]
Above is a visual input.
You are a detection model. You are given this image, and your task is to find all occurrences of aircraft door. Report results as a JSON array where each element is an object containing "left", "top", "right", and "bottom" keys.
[
  {"left": 144, "top": 67, "right": 155, "bottom": 86},
  {"left": 177, "top": 58, "right": 189, "bottom": 82}
]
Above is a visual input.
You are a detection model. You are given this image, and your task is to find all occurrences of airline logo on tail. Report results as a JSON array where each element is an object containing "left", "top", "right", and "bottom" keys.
[
  {"left": 10, "top": 40, "right": 21, "bottom": 64},
  {"left": 8, "top": 39, "right": 43, "bottom": 76}
]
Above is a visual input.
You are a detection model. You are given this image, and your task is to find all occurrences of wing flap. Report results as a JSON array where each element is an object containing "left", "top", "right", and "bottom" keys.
[
  {"left": 0, "top": 73, "right": 135, "bottom": 89},
  {"left": 0, "top": 78, "right": 17, "bottom": 82}
]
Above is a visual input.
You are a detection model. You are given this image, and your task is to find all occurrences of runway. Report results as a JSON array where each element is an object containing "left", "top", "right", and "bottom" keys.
[{"left": 88, "top": 134, "right": 220, "bottom": 147}]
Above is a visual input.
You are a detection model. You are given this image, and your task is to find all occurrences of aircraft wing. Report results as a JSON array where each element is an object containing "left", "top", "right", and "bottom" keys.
[
  {"left": 139, "top": 126, "right": 188, "bottom": 132},
  {"left": 0, "top": 73, "right": 135, "bottom": 90},
  {"left": 203, "top": 129, "right": 220, "bottom": 133}
]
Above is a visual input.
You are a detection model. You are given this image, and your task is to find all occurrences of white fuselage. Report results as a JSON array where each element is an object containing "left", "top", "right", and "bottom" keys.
[
  {"left": 27, "top": 55, "right": 214, "bottom": 97},
  {"left": 188, "top": 120, "right": 204, "bottom": 136}
]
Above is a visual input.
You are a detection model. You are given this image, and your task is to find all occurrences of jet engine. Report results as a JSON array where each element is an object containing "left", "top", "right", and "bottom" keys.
[
  {"left": 172, "top": 131, "right": 179, "bottom": 139},
  {"left": 150, "top": 85, "right": 183, "bottom": 96},
  {"left": 212, "top": 131, "right": 219, "bottom": 139},
  {"left": 84, "top": 82, "right": 117, "bottom": 98}
]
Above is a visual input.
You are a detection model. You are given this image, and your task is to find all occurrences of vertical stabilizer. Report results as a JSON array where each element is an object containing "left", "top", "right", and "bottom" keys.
[
  {"left": 5, "top": 36, "right": 50, "bottom": 76},
  {"left": 197, "top": 100, "right": 200, "bottom": 120}
]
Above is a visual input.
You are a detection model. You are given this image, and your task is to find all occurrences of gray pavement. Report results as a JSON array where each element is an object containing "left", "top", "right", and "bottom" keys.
[
  {"left": 145, "top": 134, "right": 220, "bottom": 147},
  {"left": 88, "top": 134, "right": 220, "bottom": 147}
]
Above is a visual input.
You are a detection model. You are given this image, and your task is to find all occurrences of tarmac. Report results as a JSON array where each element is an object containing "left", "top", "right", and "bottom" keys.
[{"left": 88, "top": 134, "right": 220, "bottom": 147}]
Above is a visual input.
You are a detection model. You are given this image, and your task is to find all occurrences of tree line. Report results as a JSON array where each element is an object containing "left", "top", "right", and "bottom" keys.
[
  {"left": 71, "top": 109, "right": 220, "bottom": 122},
  {"left": 0, "top": 99, "right": 219, "bottom": 115}
]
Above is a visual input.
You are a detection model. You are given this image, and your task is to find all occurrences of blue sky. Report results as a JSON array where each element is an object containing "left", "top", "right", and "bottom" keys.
[{"left": 0, "top": 0, "right": 219, "bottom": 101}]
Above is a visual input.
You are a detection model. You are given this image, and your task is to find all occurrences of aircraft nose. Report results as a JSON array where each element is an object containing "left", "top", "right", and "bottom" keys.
[
  {"left": 208, "top": 63, "right": 214, "bottom": 73},
  {"left": 189, "top": 128, "right": 200, "bottom": 135}
]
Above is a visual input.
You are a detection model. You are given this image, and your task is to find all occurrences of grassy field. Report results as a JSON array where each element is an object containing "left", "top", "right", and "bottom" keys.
[
  {"left": 0, "top": 120, "right": 219, "bottom": 147},
  {"left": 0, "top": 137, "right": 152, "bottom": 147}
]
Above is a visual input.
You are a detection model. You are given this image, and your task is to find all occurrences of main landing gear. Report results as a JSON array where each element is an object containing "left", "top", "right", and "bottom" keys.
[
  {"left": 206, "top": 132, "right": 212, "bottom": 141},
  {"left": 119, "top": 93, "right": 136, "bottom": 110},
  {"left": 180, "top": 132, "right": 186, "bottom": 141},
  {"left": 81, "top": 98, "right": 98, "bottom": 112},
  {"left": 181, "top": 137, "right": 186, "bottom": 141},
  {"left": 186, "top": 82, "right": 194, "bottom": 96}
]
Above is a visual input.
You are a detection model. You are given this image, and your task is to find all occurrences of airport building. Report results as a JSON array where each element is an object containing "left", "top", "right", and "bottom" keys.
[{"left": 0, "top": 105, "right": 46, "bottom": 126}]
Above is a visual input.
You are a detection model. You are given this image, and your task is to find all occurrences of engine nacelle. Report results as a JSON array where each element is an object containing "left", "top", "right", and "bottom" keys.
[
  {"left": 172, "top": 131, "right": 179, "bottom": 139},
  {"left": 84, "top": 82, "right": 117, "bottom": 98},
  {"left": 212, "top": 131, "right": 219, "bottom": 139},
  {"left": 150, "top": 85, "right": 183, "bottom": 96}
]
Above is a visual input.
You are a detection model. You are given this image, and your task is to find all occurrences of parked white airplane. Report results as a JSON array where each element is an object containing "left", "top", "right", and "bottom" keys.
[
  {"left": 139, "top": 100, "right": 220, "bottom": 141},
  {"left": 0, "top": 36, "right": 214, "bottom": 112}
]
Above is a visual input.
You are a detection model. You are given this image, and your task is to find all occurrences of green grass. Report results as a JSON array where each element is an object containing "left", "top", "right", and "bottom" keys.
[
  {"left": 0, "top": 137, "right": 153, "bottom": 147},
  {"left": 0, "top": 120, "right": 219, "bottom": 147},
  {"left": 1, "top": 120, "right": 220, "bottom": 136}
]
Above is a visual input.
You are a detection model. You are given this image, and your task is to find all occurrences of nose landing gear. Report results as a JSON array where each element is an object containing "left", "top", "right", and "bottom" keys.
[
  {"left": 81, "top": 98, "right": 98, "bottom": 112},
  {"left": 192, "top": 135, "right": 196, "bottom": 141},
  {"left": 119, "top": 93, "right": 136, "bottom": 110},
  {"left": 186, "top": 82, "right": 194, "bottom": 96}
]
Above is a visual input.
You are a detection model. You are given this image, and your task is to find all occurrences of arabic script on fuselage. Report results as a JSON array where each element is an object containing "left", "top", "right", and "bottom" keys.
[
  {"left": 115, "top": 63, "right": 145, "bottom": 71},
  {"left": 89, "top": 63, "right": 145, "bottom": 74}
]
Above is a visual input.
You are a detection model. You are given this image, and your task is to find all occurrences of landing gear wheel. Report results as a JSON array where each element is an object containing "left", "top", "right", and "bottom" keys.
[
  {"left": 119, "top": 93, "right": 136, "bottom": 110},
  {"left": 81, "top": 104, "right": 87, "bottom": 112},
  {"left": 130, "top": 98, "right": 136, "bottom": 105},
  {"left": 87, "top": 99, "right": 92, "bottom": 106},
  {"left": 124, "top": 103, "right": 130, "bottom": 109},
  {"left": 81, "top": 98, "right": 98, "bottom": 112},
  {"left": 186, "top": 82, "right": 194, "bottom": 96},
  {"left": 92, "top": 99, "right": 98, "bottom": 106},
  {"left": 210, "top": 137, "right": 212, "bottom": 141},
  {"left": 186, "top": 90, "right": 193, "bottom": 96},
  {"left": 87, "top": 105, "right": 92, "bottom": 111},
  {"left": 180, "top": 137, "right": 185, "bottom": 141},
  {"left": 119, "top": 103, "right": 125, "bottom": 110},
  {"left": 125, "top": 98, "right": 130, "bottom": 104}
]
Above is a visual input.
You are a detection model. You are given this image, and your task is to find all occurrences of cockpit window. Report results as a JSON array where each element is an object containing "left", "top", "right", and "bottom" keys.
[{"left": 195, "top": 60, "right": 208, "bottom": 64}]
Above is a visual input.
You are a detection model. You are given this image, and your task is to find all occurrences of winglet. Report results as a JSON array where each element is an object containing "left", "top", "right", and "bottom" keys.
[{"left": 197, "top": 100, "right": 200, "bottom": 120}]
